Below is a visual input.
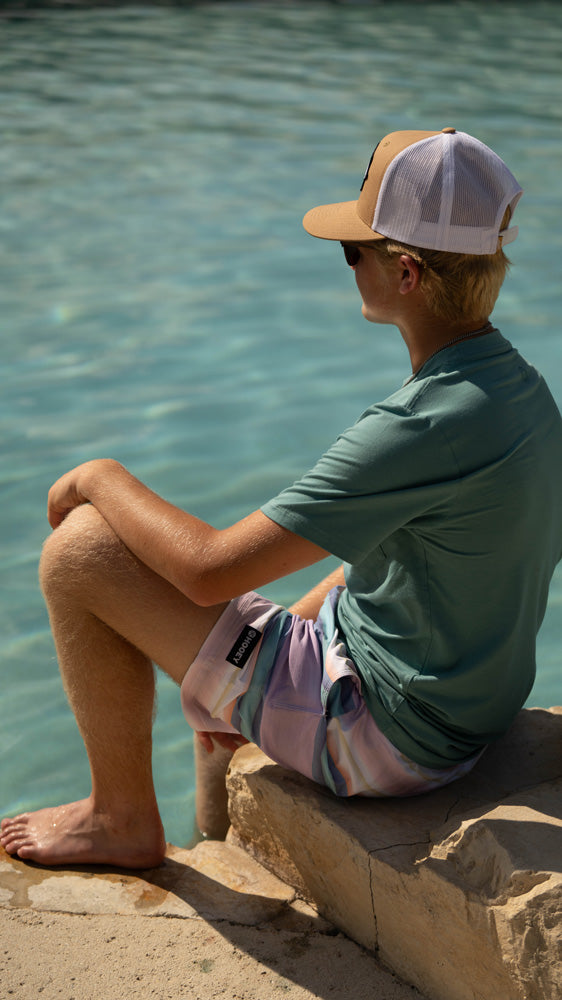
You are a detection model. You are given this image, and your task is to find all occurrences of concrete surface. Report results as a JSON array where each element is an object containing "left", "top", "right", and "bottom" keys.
[{"left": 0, "top": 839, "right": 426, "bottom": 999}]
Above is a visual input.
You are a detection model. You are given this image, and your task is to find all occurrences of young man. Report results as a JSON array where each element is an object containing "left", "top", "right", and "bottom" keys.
[{"left": 3, "top": 127, "right": 562, "bottom": 868}]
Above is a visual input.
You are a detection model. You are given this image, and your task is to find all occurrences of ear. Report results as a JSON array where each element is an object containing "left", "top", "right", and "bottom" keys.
[{"left": 397, "top": 254, "right": 422, "bottom": 295}]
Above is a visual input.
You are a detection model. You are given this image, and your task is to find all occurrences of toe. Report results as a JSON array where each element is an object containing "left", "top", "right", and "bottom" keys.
[
  {"left": 1, "top": 817, "right": 26, "bottom": 842},
  {"left": 1, "top": 835, "right": 21, "bottom": 855},
  {"left": 13, "top": 843, "right": 35, "bottom": 860},
  {"left": 1, "top": 823, "right": 33, "bottom": 854}
]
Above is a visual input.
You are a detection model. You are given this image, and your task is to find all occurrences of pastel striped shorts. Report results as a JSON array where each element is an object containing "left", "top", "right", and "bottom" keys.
[{"left": 180, "top": 587, "right": 481, "bottom": 798}]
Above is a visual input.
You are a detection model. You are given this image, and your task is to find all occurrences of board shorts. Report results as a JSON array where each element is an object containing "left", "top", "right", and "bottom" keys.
[{"left": 180, "top": 587, "right": 482, "bottom": 798}]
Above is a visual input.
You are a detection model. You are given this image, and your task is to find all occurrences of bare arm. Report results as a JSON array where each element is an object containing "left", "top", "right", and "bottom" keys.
[
  {"left": 288, "top": 564, "right": 346, "bottom": 619},
  {"left": 47, "top": 459, "right": 330, "bottom": 606}
]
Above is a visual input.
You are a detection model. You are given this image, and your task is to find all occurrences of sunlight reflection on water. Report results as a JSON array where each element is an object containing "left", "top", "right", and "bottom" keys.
[{"left": 1, "top": 1, "right": 561, "bottom": 846}]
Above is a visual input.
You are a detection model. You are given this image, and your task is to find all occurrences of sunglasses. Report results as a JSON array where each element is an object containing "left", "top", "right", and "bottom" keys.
[{"left": 340, "top": 242, "right": 379, "bottom": 267}]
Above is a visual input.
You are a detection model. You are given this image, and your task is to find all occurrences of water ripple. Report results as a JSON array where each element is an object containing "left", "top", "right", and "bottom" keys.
[{"left": 1, "top": 1, "right": 561, "bottom": 845}]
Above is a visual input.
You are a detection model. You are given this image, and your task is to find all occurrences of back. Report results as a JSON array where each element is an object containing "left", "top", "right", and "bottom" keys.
[
  {"left": 340, "top": 331, "right": 562, "bottom": 764},
  {"left": 263, "top": 330, "right": 562, "bottom": 766}
]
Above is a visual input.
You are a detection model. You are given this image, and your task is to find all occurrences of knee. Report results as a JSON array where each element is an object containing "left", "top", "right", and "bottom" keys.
[{"left": 39, "top": 504, "right": 118, "bottom": 600}]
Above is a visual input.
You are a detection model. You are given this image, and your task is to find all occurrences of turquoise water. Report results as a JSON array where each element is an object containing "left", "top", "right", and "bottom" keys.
[{"left": 1, "top": 1, "right": 561, "bottom": 847}]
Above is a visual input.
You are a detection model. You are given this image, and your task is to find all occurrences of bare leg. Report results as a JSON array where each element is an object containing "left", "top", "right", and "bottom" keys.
[
  {"left": 192, "top": 739, "right": 233, "bottom": 841},
  {"left": 0, "top": 505, "right": 227, "bottom": 868}
]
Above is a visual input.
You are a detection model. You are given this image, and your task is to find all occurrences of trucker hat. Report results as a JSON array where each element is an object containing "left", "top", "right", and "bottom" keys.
[{"left": 303, "top": 127, "right": 522, "bottom": 255}]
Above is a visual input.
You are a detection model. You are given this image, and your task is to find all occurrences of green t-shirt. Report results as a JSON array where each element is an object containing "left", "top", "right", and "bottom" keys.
[{"left": 261, "top": 331, "right": 562, "bottom": 768}]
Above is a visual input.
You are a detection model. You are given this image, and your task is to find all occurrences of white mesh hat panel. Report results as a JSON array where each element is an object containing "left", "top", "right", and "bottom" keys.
[{"left": 372, "top": 132, "right": 522, "bottom": 253}]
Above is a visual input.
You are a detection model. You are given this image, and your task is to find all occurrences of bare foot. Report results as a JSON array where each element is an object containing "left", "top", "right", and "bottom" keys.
[{"left": 0, "top": 797, "right": 166, "bottom": 869}]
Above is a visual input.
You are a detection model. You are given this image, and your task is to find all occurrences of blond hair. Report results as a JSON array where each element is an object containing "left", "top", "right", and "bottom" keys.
[{"left": 369, "top": 207, "right": 513, "bottom": 321}]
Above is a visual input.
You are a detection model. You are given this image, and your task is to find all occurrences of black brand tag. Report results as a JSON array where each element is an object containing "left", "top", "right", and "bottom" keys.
[{"left": 226, "top": 625, "right": 262, "bottom": 668}]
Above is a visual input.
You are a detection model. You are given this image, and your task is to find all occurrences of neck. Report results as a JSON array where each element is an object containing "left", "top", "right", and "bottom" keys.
[{"left": 400, "top": 315, "right": 493, "bottom": 374}]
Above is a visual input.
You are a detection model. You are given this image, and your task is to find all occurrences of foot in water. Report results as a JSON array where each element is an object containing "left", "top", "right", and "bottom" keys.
[{"left": 0, "top": 797, "right": 166, "bottom": 869}]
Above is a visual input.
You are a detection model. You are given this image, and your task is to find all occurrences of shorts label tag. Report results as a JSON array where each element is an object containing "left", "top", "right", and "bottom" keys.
[{"left": 226, "top": 625, "right": 262, "bottom": 668}]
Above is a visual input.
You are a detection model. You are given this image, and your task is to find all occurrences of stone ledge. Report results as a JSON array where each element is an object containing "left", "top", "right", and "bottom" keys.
[
  {"left": 0, "top": 834, "right": 428, "bottom": 999},
  {"left": 0, "top": 839, "right": 320, "bottom": 928},
  {"left": 226, "top": 707, "right": 562, "bottom": 1000}
]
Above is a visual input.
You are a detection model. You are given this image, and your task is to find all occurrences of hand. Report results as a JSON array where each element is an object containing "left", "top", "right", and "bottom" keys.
[
  {"left": 196, "top": 731, "right": 250, "bottom": 754},
  {"left": 47, "top": 459, "right": 121, "bottom": 529}
]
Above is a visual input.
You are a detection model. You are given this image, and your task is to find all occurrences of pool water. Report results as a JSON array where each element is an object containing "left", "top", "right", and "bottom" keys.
[{"left": 1, "top": 1, "right": 561, "bottom": 847}]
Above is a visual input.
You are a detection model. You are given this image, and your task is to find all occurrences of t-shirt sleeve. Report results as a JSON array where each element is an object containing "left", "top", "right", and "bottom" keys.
[{"left": 261, "top": 401, "right": 458, "bottom": 564}]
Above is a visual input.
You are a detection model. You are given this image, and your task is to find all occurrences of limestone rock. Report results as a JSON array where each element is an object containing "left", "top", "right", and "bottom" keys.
[
  {"left": 0, "top": 839, "right": 297, "bottom": 925},
  {"left": 227, "top": 707, "right": 562, "bottom": 1000}
]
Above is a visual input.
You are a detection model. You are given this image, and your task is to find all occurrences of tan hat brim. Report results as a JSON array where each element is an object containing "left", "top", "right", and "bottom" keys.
[{"left": 302, "top": 200, "right": 385, "bottom": 242}]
